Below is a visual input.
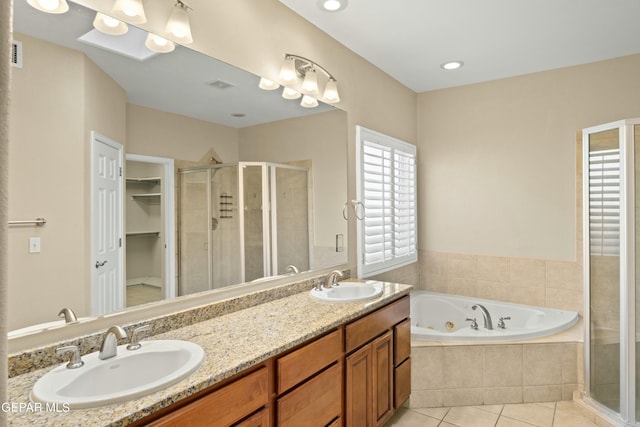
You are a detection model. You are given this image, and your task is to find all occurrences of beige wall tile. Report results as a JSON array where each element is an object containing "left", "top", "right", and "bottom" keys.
[
  {"left": 523, "top": 344, "right": 563, "bottom": 386},
  {"left": 510, "top": 258, "right": 546, "bottom": 288},
  {"left": 477, "top": 282, "right": 510, "bottom": 302},
  {"left": 423, "top": 273, "right": 448, "bottom": 293},
  {"left": 443, "top": 346, "right": 484, "bottom": 388},
  {"left": 478, "top": 256, "right": 510, "bottom": 283},
  {"left": 546, "top": 260, "right": 582, "bottom": 290},
  {"left": 447, "top": 254, "right": 478, "bottom": 279},
  {"left": 424, "top": 250, "right": 448, "bottom": 276},
  {"left": 522, "top": 385, "right": 562, "bottom": 402},
  {"left": 484, "top": 345, "right": 523, "bottom": 387},
  {"left": 484, "top": 387, "right": 523, "bottom": 405},
  {"left": 442, "top": 388, "right": 484, "bottom": 407},
  {"left": 411, "top": 347, "right": 444, "bottom": 390},
  {"left": 562, "top": 343, "right": 578, "bottom": 384},
  {"left": 447, "top": 277, "right": 478, "bottom": 297},
  {"left": 510, "top": 286, "right": 545, "bottom": 307},
  {"left": 407, "top": 390, "right": 443, "bottom": 408},
  {"left": 546, "top": 287, "right": 583, "bottom": 314}
]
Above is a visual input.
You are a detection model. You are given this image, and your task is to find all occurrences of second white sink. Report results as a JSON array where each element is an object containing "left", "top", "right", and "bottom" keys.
[
  {"left": 31, "top": 340, "right": 204, "bottom": 409},
  {"left": 310, "top": 281, "right": 384, "bottom": 303}
]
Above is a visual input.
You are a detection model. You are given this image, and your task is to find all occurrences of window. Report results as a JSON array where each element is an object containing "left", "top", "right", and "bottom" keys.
[
  {"left": 356, "top": 126, "right": 417, "bottom": 277},
  {"left": 588, "top": 148, "right": 620, "bottom": 256}
]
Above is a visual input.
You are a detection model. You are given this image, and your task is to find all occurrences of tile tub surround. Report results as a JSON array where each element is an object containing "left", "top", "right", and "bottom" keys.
[
  {"left": 7, "top": 281, "right": 411, "bottom": 426},
  {"left": 409, "top": 322, "right": 583, "bottom": 408}
]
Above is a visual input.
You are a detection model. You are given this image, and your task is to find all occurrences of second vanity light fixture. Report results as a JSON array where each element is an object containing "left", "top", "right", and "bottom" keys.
[{"left": 259, "top": 54, "right": 340, "bottom": 108}]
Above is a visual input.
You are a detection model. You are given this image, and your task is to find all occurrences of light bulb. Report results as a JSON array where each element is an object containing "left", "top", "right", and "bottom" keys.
[
  {"left": 322, "top": 79, "right": 340, "bottom": 104},
  {"left": 301, "top": 68, "right": 319, "bottom": 96},
  {"left": 282, "top": 87, "right": 301, "bottom": 100},
  {"left": 317, "top": 0, "right": 348, "bottom": 12},
  {"left": 258, "top": 77, "right": 280, "bottom": 91},
  {"left": 112, "top": 0, "right": 147, "bottom": 24},
  {"left": 145, "top": 33, "right": 175, "bottom": 53},
  {"left": 279, "top": 56, "right": 298, "bottom": 84},
  {"left": 93, "top": 12, "right": 129, "bottom": 36},
  {"left": 300, "top": 95, "right": 319, "bottom": 108},
  {"left": 27, "top": 0, "right": 69, "bottom": 14},
  {"left": 166, "top": 2, "right": 193, "bottom": 44}
]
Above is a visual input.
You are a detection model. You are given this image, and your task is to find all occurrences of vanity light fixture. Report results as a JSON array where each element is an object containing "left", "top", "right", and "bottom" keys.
[
  {"left": 258, "top": 77, "right": 280, "bottom": 91},
  {"left": 166, "top": 0, "right": 193, "bottom": 44},
  {"left": 145, "top": 33, "right": 175, "bottom": 53},
  {"left": 317, "top": 0, "right": 348, "bottom": 12},
  {"left": 274, "top": 54, "right": 341, "bottom": 106},
  {"left": 440, "top": 60, "right": 464, "bottom": 70},
  {"left": 93, "top": 12, "right": 129, "bottom": 36},
  {"left": 112, "top": 0, "right": 147, "bottom": 24},
  {"left": 26, "top": 0, "right": 69, "bottom": 14}
]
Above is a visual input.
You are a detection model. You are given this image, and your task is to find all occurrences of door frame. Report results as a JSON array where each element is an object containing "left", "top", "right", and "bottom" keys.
[
  {"left": 90, "top": 131, "right": 124, "bottom": 315},
  {"left": 126, "top": 153, "right": 176, "bottom": 301}
]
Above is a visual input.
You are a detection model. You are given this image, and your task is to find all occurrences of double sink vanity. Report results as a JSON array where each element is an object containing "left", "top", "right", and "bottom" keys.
[{"left": 7, "top": 274, "right": 412, "bottom": 426}]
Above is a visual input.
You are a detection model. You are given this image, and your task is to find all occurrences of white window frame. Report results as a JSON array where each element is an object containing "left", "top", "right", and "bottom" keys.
[{"left": 355, "top": 126, "right": 417, "bottom": 278}]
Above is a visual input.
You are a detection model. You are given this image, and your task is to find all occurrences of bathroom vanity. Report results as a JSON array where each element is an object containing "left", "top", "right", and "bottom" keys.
[{"left": 7, "top": 280, "right": 411, "bottom": 426}]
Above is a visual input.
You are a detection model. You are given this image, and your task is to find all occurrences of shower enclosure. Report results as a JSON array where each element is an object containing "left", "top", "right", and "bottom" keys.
[
  {"left": 178, "top": 162, "right": 310, "bottom": 296},
  {"left": 583, "top": 118, "right": 640, "bottom": 425}
]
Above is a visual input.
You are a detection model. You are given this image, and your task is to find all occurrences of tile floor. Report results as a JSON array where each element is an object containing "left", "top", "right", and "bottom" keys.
[
  {"left": 385, "top": 401, "right": 609, "bottom": 427},
  {"left": 126, "top": 284, "right": 163, "bottom": 307}
]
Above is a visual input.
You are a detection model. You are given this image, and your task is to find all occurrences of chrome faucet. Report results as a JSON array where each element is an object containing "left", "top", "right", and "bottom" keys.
[
  {"left": 58, "top": 307, "right": 78, "bottom": 323},
  {"left": 324, "top": 270, "right": 343, "bottom": 289},
  {"left": 285, "top": 265, "right": 299, "bottom": 274},
  {"left": 99, "top": 325, "right": 128, "bottom": 360},
  {"left": 472, "top": 304, "right": 494, "bottom": 330}
]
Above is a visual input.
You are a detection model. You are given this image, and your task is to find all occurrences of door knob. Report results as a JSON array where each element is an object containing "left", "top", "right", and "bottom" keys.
[{"left": 95, "top": 260, "right": 108, "bottom": 269}]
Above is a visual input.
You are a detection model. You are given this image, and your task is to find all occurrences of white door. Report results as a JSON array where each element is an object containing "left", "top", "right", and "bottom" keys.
[{"left": 91, "top": 132, "right": 124, "bottom": 315}]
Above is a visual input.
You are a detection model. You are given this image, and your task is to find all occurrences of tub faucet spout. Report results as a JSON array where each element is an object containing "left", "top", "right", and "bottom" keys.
[{"left": 472, "top": 304, "right": 494, "bottom": 330}]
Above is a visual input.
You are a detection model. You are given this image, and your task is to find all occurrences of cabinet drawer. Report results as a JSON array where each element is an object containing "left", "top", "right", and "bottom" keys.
[
  {"left": 277, "top": 329, "right": 342, "bottom": 394},
  {"left": 394, "top": 358, "right": 411, "bottom": 408},
  {"left": 346, "top": 296, "right": 409, "bottom": 353},
  {"left": 149, "top": 367, "right": 269, "bottom": 427},
  {"left": 394, "top": 318, "right": 411, "bottom": 366},
  {"left": 235, "top": 408, "right": 269, "bottom": 427},
  {"left": 277, "top": 362, "right": 342, "bottom": 427}
]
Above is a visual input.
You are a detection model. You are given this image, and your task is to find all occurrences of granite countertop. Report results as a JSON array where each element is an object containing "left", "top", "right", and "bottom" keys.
[{"left": 7, "top": 281, "right": 411, "bottom": 426}]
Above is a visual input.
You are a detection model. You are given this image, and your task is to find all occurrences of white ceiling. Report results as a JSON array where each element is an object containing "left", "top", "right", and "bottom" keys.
[{"left": 279, "top": 0, "right": 640, "bottom": 93}]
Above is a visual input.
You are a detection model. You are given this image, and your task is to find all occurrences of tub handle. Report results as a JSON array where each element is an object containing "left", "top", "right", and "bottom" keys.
[
  {"left": 465, "top": 318, "right": 478, "bottom": 330},
  {"left": 498, "top": 316, "right": 511, "bottom": 329}
]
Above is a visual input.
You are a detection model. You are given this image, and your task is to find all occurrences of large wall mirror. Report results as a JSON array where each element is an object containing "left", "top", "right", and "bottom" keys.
[{"left": 9, "top": 0, "right": 347, "bottom": 336}]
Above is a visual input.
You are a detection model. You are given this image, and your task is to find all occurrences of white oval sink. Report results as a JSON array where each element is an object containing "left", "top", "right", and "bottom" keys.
[
  {"left": 310, "top": 281, "right": 384, "bottom": 302},
  {"left": 31, "top": 340, "right": 204, "bottom": 409}
]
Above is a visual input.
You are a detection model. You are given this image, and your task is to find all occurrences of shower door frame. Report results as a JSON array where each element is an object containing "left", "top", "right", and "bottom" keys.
[
  {"left": 238, "top": 162, "right": 311, "bottom": 282},
  {"left": 582, "top": 118, "right": 640, "bottom": 426}
]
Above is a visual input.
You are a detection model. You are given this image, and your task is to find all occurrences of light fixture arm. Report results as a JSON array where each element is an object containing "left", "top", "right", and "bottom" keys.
[
  {"left": 175, "top": 0, "right": 193, "bottom": 11},
  {"left": 285, "top": 54, "right": 336, "bottom": 81}
]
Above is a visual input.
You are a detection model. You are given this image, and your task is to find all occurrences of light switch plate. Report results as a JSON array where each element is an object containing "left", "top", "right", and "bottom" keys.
[{"left": 29, "top": 237, "right": 41, "bottom": 254}]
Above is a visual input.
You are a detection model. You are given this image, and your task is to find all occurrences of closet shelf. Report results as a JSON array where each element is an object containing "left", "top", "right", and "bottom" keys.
[
  {"left": 126, "top": 231, "right": 160, "bottom": 237},
  {"left": 131, "top": 193, "right": 161, "bottom": 204},
  {"left": 126, "top": 177, "right": 162, "bottom": 185}
]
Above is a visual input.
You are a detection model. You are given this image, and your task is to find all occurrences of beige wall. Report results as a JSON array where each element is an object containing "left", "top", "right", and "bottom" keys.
[
  {"left": 418, "top": 54, "right": 640, "bottom": 261},
  {"left": 126, "top": 103, "right": 240, "bottom": 163},
  {"left": 8, "top": 34, "right": 126, "bottom": 329}
]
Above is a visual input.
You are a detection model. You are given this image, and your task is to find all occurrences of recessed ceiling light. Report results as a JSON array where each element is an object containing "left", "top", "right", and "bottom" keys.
[
  {"left": 440, "top": 61, "right": 464, "bottom": 70},
  {"left": 317, "top": 0, "right": 348, "bottom": 12}
]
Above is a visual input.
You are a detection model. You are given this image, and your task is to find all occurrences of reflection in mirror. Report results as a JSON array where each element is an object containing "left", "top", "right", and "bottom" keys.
[{"left": 9, "top": 0, "right": 347, "bottom": 336}]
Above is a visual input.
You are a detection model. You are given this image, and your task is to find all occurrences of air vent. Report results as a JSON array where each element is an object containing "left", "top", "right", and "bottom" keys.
[
  {"left": 207, "top": 80, "right": 234, "bottom": 90},
  {"left": 11, "top": 40, "right": 23, "bottom": 69}
]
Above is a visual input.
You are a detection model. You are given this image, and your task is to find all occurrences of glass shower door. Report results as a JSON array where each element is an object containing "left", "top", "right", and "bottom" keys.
[{"left": 587, "top": 127, "right": 621, "bottom": 413}]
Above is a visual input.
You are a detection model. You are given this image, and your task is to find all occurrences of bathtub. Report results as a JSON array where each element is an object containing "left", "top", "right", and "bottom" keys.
[{"left": 410, "top": 290, "right": 579, "bottom": 342}]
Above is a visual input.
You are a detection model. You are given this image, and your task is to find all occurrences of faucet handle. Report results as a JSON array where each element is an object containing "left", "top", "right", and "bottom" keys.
[
  {"left": 497, "top": 316, "right": 511, "bottom": 329},
  {"left": 465, "top": 318, "right": 479, "bottom": 330},
  {"left": 56, "top": 345, "right": 84, "bottom": 369},
  {"left": 127, "top": 325, "right": 152, "bottom": 351}
]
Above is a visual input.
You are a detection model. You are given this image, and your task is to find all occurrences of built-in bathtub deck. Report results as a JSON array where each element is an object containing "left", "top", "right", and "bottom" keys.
[{"left": 409, "top": 320, "right": 583, "bottom": 408}]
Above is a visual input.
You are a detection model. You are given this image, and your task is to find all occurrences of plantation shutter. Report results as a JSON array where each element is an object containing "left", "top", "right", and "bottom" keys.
[
  {"left": 588, "top": 148, "right": 620, "bottom": 256},
  {"left": 356, "top": 126, "right": 417, "bottom": 277}
]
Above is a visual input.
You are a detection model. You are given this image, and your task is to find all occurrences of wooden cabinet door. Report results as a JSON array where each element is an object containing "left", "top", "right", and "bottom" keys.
[
  {"left": 345, "top": 344, "right": 372, "bottom": 427},
  {"left": 234, "top": 409, "right": 269, "bottom": 427},
  {"left": 372, "top": 331, "right": 394, "bottom": 427}
]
